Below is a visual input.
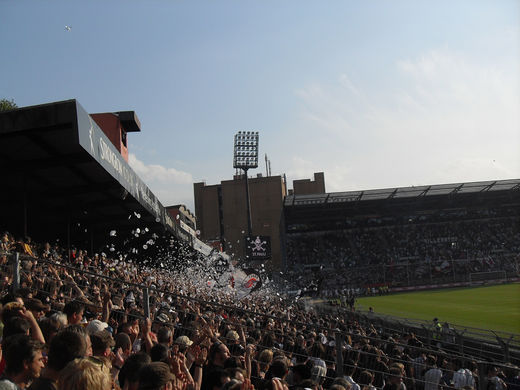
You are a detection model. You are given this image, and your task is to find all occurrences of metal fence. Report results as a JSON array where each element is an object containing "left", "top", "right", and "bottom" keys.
[{"left": 290, "top": 254, "right": 520, "bottom": 297}]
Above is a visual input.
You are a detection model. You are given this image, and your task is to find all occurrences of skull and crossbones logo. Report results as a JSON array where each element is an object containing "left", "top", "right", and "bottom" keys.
[{"left": 252, "top": 236, "right": 266, "bottom": 252}]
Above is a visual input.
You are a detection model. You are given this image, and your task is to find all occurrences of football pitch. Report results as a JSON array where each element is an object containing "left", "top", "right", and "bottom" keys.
[{"left": 356, "top": 283, "right": 520, "bottom": 334}]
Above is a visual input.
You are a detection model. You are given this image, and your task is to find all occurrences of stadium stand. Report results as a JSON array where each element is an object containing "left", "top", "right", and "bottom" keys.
[
  {"left": 285, "top": 185, "right": 520, "bottom": 297},
  {"left": 0, "top": 232, "right": 518, "bottom": 390}
]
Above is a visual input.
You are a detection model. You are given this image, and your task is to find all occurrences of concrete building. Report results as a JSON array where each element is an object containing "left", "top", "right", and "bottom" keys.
[
  {"left": 292, "top": 172, "right": 325, "bottom": 195},
  {"left": 194, "top": 174, "right": 287, "bottom": 268}
]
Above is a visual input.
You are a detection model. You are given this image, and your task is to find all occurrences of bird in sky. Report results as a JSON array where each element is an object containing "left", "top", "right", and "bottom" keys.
[{"left": 65, "top": 25, "right": 71, "bottom": 31}]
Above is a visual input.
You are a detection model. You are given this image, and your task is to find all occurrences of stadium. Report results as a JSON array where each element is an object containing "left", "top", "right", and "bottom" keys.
[
  {"left": 284, "top": 179, "right": 519, "bottom": 294},
  {"left": 0, "top": 100, "right": 519, "bottom": 390}
]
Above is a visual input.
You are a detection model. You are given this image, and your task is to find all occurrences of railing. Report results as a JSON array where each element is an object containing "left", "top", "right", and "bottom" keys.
[
  {"left": 284, "top": 254, "right": 519, "bottom": 296},
  {"left": 313, "top": 299, "right": 520, "bottom": 366}
]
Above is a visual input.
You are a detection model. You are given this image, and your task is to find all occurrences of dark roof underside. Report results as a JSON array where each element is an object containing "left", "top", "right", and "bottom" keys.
[{"left": 0, "top": 100, "right": 176, "bottom": 249}]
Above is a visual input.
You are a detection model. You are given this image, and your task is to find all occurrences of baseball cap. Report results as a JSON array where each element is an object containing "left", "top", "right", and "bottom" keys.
[
  {"left": 86, "top": 319, "right": 109, "bottom": 335},
  {"left": 175, "top": 335, "right": 193, "bottom": 347}
]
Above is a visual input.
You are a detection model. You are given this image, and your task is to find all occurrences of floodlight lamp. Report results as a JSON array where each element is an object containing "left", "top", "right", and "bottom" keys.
[{"left": 233, "top": 130, "right": 259, "bottom": 169}]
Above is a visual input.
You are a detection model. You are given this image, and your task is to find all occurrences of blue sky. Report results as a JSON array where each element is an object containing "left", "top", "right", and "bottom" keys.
[{"left": 1, "top": 1, "right": 519, "bottom": 211}]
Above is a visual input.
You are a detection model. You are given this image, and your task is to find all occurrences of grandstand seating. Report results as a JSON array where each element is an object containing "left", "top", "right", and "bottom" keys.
[
  {"left": 0, "top": 227, "right": 518, "bottom": 390},
  {"left": 286, "top": 209, "right": 520, "bottom": 295}
]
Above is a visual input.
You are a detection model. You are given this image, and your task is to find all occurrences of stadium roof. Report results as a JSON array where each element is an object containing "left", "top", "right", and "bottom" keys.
[
  {"left": 285, "top": 179, "right": 520, "bottom": 207},
  {"left": 0, "top": 99, "right": 178, "bottom": 247},
  {"left": 284, "top": 178, "right": 520, "bottom": 229}
]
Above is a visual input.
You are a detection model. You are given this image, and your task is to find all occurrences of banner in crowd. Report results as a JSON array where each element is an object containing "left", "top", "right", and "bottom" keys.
[
  {"left": 233, "top": 267, "right": 262, "bottom": 300},
  {"left": 245, "top": 236, "right": 271, "bottom": 260},
  {"left": 192, "top": 237, "right": 214, "bottom": 257},
  {"left": 180, "top": 220, "right": 197, "bottom": 238}
]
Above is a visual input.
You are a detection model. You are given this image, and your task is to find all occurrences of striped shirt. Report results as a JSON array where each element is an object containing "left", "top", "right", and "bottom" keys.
[
  {"left": 453, "top": 369, "right": 475, "bottom": 389},
  {"left": 424, "top": 367, "right": 443, "bottom": 390}
]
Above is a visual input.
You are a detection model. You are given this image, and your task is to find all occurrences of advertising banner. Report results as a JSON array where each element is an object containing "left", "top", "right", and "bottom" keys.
[{"left": 75, "top": 101, "right": 170, "bottom": 229}]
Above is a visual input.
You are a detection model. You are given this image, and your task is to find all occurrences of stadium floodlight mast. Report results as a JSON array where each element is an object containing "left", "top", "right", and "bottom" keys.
[{"left": 233, "top": 131, "right": 259, "bottom": 237}]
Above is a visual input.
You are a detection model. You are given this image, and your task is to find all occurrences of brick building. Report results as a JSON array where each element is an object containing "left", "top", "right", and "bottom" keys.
[{"left": 194, "top": 174, "right": 287, "bottom": 268}]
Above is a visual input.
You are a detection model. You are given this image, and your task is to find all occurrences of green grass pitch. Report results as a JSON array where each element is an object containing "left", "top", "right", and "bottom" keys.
[{"left": 356, "top": 283, "right": 520, "bottom": 334}]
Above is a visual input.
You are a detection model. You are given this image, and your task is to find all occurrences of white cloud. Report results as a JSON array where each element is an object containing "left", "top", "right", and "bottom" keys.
[
  {"left": 285, "top": 48, "right": 520, "bottom": 192},
  {"left": 285, "top": 156, "right": 319, "bottom": 180},
  {"left": 339, "top": 73, "right": 361, "bottom": 97},
  {"left": 128, "top": 153, "right": 195, "bottom": 210}
]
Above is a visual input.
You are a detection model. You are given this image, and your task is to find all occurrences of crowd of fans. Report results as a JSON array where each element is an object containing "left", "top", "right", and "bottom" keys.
[
  {"left": 0, "top": 228, "right": 518, "bottom": 390},
  {"left": 286, "top": 210, "right": 520, "bottom": 295}
]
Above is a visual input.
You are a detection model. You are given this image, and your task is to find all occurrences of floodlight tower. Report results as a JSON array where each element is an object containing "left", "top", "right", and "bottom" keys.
[{"left": 233, "top": 131, "right": 259, "bottom": 237}]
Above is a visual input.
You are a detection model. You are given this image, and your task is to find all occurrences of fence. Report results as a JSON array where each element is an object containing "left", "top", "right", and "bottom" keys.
[
  {"left": 1, "top": 252, "right": 519, "bottom": 390},
  {"left": 292, "top": 254, "right": 520, "bottom": 299}
]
